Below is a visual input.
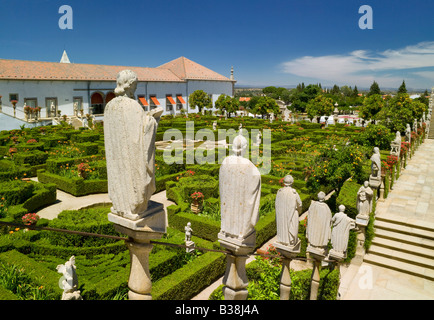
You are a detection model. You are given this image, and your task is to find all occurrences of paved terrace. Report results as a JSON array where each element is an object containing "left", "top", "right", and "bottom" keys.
[{"left": 341, "top": 139, "right": 434, "bottom": 300}]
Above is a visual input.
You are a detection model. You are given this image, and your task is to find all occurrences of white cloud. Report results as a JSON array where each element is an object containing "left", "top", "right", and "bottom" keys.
[{"left": 280, "top": 41, "right": 434, "bottom": 88}]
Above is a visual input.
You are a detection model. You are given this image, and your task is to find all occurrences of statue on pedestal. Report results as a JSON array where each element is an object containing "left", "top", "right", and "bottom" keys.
[
  {"left": 218, "top": 133, "right": 261, "bottom": 300},
  {"left": 357, "top": 181, "right": 374, "bottom": 221},
  {"left": 275, "top": 175, "right": 302, "bottom": 250},
  {"left": 369, "top": 147, "right": 382, "bottom": 190},
  {"left": 104, "top": 70, "right": 166, "bottom": 301},
  {"left": 390, "top": 131, "right": 401, "bottom": 157},
  {"left": 405, "top": 124, "right": 412, "bottom": 144},
  {"left": 104, "top": 69, "right": 163, "bottom": 221},
  {"left": 218, "top": 133, "right": 261, "bottom": 247},
  {"left": 306, "top": 191, "right": 332, "bottom": 257},
  {"left": 330, "top": 205, "right": 356, "bottom": 260}
]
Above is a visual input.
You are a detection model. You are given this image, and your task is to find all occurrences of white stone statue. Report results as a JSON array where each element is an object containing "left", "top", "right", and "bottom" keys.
[
  {"left": 370, "top": 147, "right": 381, "bottom": 180},
  {"left": 330, "top": 205, "right": 356, "bottom": 259},
  {"left": 357, "top": 181, "right": 374, "bottom": 219},
  {"left": 218, "top": 133, "right": 261, "bottom": 246},
  {"left": 275, "top": 175, "right": 302, "bottom": 249},
  {"left": 104, "top": 70, "right": 163, "bottom": 221},
  {"left": 238, "top": 123, "right": 243, "bottom": 135},
  {"left": 413, "top": 119, "right": 418, "bottom": 132},
  {"left": 213, "top": 121, "right": 217, "bottom": 131},
  {"left": 73, "top": 102, "right": 78, "bottom": 116},
  {"left": 255, "top": 131, "right": 262, "bottom": 147},
  {"left": 185, "top": 222, "right": 195, "bottom": 253},
  {"left": 306, "top": 191, "right": 332, "bottom": 256},
  {"left": 50, "top": 102, "right": 56, "bottom": 117},
  {"left": 405, "top": 123, "right": 412, "bottom": 143},
  {"left": 185, "top": 222, "right": 193, "bottom": 242},
  {"left": 56, "top": 256, "right": 82, "bottom": 300},
  {"left": 390, "top": 131, "right": 401, "bottom": 157}
]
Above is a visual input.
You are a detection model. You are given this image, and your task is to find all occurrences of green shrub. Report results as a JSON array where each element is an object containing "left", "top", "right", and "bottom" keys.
[
  {"left": 0, "top": 180, "right": 34, "bottom": 206},
  {"left": 13, "top": 150, "right": 48, "bottom": 167},
  {"left": 43, "top": 207, "right": 120, "bottom": 247},
  {"left": 177, "top": 174, "right": 219, "bottom": 200}
]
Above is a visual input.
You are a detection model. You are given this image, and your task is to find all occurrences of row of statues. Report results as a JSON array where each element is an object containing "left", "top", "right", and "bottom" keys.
[{"left": 102, "top": 69, "right": 376, "bottom": 300}]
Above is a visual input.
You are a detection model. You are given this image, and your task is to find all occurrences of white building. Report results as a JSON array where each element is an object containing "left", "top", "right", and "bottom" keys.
[{"left": 0, "top": 52, "right": 236, "bottom": 121}]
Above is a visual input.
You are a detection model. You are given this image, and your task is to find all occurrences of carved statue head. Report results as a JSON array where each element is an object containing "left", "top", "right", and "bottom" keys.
[
  {"left": 364, "top": 181, "right": 369, "bottom": 188},
  {"left": 283, "top": 175, "right": 294, "bottom": 187},
  {"left": 373, "top": 147, "right": 379, "bottom": 154},
  {"left": 317, "top": 191, "right": 326, "bottom": 202},
  {"left": 114, "top": 70, "right": 138, "bottom": 98},
  {"left": 232, "top": 134, "right": 248, "bottom": 157},
  {"left": 338, "top": 204, "right": 345, "bottom": 213}
]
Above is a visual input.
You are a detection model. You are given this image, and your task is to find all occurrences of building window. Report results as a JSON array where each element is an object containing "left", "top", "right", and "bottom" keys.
[
  {"left": 138, "top": 95, "right": 149, "bottom": 111},
  {"left": 24, "top": 98, "right": 37, "bottom": 108},
  {"left": 149, "top": 95, "right": 160, "bottom": 110},
  {"left": 46, "top": 97, "right": 58, "bottom": 117},
  {"left": 176, "top": 94, "right": 185, "bottom": 111},
  {"left": 166, "top": 95, "right": 175, "bottom": 112},
  {"left": 9, "top": 94, "right": 18, "bottom": 102},
  {"left": 73, "top": 97, "right": 83, "bottom": 115}
]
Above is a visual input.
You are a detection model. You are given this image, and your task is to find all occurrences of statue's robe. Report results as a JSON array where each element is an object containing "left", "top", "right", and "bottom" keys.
[
  {"left": 275, "top": 186, "right": 302, "bottom": 246},
  {"left": 370, "top": 152, "right": 381, "bottom": 178},
  {"left": 357, "top": 186, "right": 373, "bottom": 218},
  {"left": 306, "top": 201, "right": 332, "bottom": 248},
  {"left": 104, "top": 96, "right": 158, "bottom": 220},
  {"left": 219, "top": 155, "right": 261, "bottom": 241},
  {"left": 331, "top": 212, "right": 355, "bottom": 254}
]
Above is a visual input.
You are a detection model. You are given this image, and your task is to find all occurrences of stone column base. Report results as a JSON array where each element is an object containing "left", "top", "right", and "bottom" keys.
[{"left": 108, "top": 201, "right": 166, "bottom": 300}]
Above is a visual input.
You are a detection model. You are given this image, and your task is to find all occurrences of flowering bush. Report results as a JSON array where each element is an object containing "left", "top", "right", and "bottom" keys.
[
  {"left": 190, "top": 191, "right": 204, "bottom": 201},
  {"left": 26, "top": 139, "right": 38, "bottom": 144},
  {"left": 22, "top": 213, "right": 40, "bottom": 226},
  {"left": 400, "top": 141, "right": 410, "bottom": 157},
  {"left": 185, "top": 170, "right": 195, "bottom": 177},
  {"left": 386, "top": 155, "right": 398, "bottom": 168},
  {"left": 77, "top": 162, "right": 91, "bottom": 178},
  {"left": 8, "top": 147, "right": 17, "bottom": 155}
]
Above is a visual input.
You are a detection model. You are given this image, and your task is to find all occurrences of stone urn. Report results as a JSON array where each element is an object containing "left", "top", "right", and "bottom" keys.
[
  {"left": 190, "top": 192, "right": 204, "bottom": 214},
  {"left": 191, "top": 199, "right": 203, "bottom": 214}
]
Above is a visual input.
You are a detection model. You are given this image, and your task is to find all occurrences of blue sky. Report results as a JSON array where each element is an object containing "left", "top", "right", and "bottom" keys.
[{"left": 1, "top": 0, "right": 434, "bottom": 90}]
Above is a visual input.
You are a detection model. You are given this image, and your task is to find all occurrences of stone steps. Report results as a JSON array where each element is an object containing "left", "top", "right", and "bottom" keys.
[{"left": 363, "top": 215, "right": 434, "bottom": 281}]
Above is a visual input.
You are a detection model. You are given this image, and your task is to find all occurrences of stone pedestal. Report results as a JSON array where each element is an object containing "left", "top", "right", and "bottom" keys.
[
  {"left": 307, "top": 247, "right": 326, "bottom": 300},
  {"left": 108, "top": 200, "right": 166, "bottom": 300},
  {"left": 274, "top": 241, "right": 300, "bottom": 300},
  {"left": 369, "top": 176, "right": 381, "bottom": 201},
  {"left": 218, "top": 232, "right": 255, "bottom": 300},
  {"left": 185, "top": 240, "right": 195, "bottom": 253},
  {"left": 354, "top": 215, "right": 369, "bottom": 265}
]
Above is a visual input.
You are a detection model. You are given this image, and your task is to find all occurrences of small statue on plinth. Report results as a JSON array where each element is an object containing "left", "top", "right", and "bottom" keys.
[
  {"left": 57, "top": 256, "right": 82, "bottom": 300},
  {"left": 185, "top": 222, "right": 195, "bottom": 253}
]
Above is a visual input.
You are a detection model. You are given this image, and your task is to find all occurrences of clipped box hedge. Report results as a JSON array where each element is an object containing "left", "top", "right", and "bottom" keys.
[
  {"left": 37, "top": 169, "right": 107, "bottom": 197},
  {"left": 0, "top": 250, "right": 62, "bottom": 299}
]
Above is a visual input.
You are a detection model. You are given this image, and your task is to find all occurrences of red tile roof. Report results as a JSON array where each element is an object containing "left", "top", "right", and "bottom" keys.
[
  {"left": 157, "top": 56, "right": 233, "bottom": 82},
  {"left": 0, "top": 57, "right": 233, "bottom": 83}
]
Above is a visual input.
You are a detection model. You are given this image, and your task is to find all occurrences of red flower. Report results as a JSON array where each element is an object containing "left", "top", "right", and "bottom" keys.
[
  {"left": 22, "top": 213, "right": 40, "bottom": 226},
  {"left": 191, "top": 191, "right": 204, "bottom": 200}
]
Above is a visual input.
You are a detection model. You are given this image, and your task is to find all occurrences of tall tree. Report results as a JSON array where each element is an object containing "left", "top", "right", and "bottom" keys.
[
  {"left": 253, "top": 96, "right": 280, "bottom": 118},
  {"left": 214, "top": 94, "right": 239, "bottom": 117},
  {"left": 189, "top": 90, "right": 212, "bottom": 113},
  {"left": 305, "top": 95, "right": 335, "bottom": 120},
  {"left": 398, "top": 80, "right": 407, "bottom": 94},
  {"left": 359, "top": 94, "right": 384, "bottom": 120},
  {"left": 368, "top": 81, "right": 381, "bottom": 96}
]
